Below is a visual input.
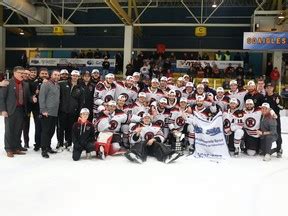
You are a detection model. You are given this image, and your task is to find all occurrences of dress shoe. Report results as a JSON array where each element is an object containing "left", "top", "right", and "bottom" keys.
[
  {"left": 13, "top": 150, "right": 26, "bottom": 155},
  {"left": 47, "top": 149, "right": 57, "bottom": 154},
  {"left": 19, "top": 147, "right": 28, "bottom": 152},
  {"left": 24, "top": 143, "right": 30, "bottom": 148},
  {"left": 41, "top": 151, "right": 49, "bottom": 158},
  {"left": 34, "top": 146, "right": 40, "bottom": 152},
  {"left": 7, "top": 152, "right": 14, "bottom": 158}
]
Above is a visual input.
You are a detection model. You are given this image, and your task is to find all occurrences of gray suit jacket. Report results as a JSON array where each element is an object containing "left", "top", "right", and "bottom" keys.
[{"left": 0, "top": 77, "right": 32, "bottom": 116}]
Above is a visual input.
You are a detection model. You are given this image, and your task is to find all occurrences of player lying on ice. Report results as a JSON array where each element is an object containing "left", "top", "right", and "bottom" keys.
[{"left": 124, "top": 113, "right": 182, "bottom": 164}]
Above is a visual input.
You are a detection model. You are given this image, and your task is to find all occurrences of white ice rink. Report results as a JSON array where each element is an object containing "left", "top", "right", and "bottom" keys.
[{"left": 0, "top": 115, "right": 288, "bottom": 216}]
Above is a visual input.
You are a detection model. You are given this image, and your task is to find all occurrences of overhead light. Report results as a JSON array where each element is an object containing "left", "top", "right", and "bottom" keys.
[
  {"left": 212, "top": 1, "right": 217, "bottom": 8},
  {"left": 278, "top": 13, "right": 285, "bottom": 19}
]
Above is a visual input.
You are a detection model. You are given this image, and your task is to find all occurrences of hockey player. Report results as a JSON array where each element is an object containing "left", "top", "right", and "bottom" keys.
[
  {"left": 141, "top": 78, "right": 165, "bottom": 104},
  {"left": 115, "top": 75, "right": 138, "bottom": 105},
  {"left": 191, "top": 95, "right": 219, "bottom": 121},
  {"left": 182, "top": 82, "right": 194, "bottom": 99},
  {"left": 214, "top": 87, "right": 229, "bottom": 111},
  {"left": 130, "top": 92, "right": 149, "bottom": 117},
  {"left": 93, "top": 73, "right": 116, "bottom": 118},
  {"left": 125, "top": 113, "right": 181, "bottom": 164},
  {"left": 244, "top": 80, "right": 264, "bottom": 108},
  {"left": 166, "top": 90, "right": 179, "bottom": 109},
  {"left": 168, "top": 97, "right": 194, "bottom": 152},
  {"left": 223, "top": 98, "right": 245, "bottom": 156},
  {"left": 159, "top": 76, "right": 170, "bottom": 95},
  {"left": 150, "top": 98, "right": 171, "bottom": 140},
  {"left": 190, "top": 84, "right": 213, "bottom": 107},
  {"left": 168, "top": 77, "right": 184, "bottom": 98},
  {"left": 243, "top": 99, "right": 262, "bottom": 156},
  {"left": 94, "top": 100, "right": 128, "bottom": 159},
  {"left": 72, "top": 108, "right": 96, "bottom": 161},
  {"left": 225, "top": 80, "right": 247, "bottom": 110}
]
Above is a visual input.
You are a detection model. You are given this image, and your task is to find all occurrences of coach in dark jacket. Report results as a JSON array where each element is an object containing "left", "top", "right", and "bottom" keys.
[
  {"left": 58, "top": 70, "right": 84, "bottom": 150},
  {"left": 0, "top": 66, "right": 37, "bottom": 157}
]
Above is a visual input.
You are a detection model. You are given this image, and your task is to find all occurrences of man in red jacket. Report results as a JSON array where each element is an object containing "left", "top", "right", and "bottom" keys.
[{"left": 270, "top": 67, "right": 280, "bottom": 85}]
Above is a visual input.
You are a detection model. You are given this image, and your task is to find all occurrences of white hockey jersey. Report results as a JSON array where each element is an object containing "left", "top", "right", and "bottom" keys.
[
  {"left": 214, "top": 95, "right": 230, "bottom": 112},
  {"left": 93, "top": 82, "right": 116, "bottom": 113},
  {"left": 129, "top": 122, "right": 165, "bottom": 144},
  {"left": 130, "top": 101, "right": 149, "bottom": 117},
  {"left": 168, "top": 84, "right": 184, "bottom": 98},
  {"left": 141, "top": 87, "right": 165, "bottom": 104},
  {"left": 168, "top": 107, "right": 193, "bottom": 131},
  {"left": 243, "top": 108, "right": 262, "bottom": 138},
  {"left": 115, "top": 81, "right": 138, "bottom": 105},
  {"left": 223, "top": 109, "right": 245, "bottom": 135},
  {"left": 225, "top": 89, "right": 247, "bottom": 110}
]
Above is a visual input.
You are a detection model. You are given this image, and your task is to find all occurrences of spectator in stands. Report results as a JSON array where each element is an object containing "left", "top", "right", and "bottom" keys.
[
  {"left": 187, "top": 65, "right": 196, "bottom": 78},
  {"left": 270, "top": 67, "right": 280, "bottom": 86},
  {"left": 197, "top": 66, "right": 205, "bottom": 78},
  {"left": 115, "top": 52, "right": 123, "bottom": 74},
  {"left": 222, "top": 78, "right": 230, "bottom": 90},
  {"left": 243, "top": 52, "right": 249, "bottom": 64},
  {"left": 234, "top": 52, "right": 242, "bottom": 61},
  {"left": 235, "top": 64, "right": 244, "bottom": 77},
  {"left": 215, "top": 51, "right": 223, "bottom": 61},
  {"left": 212, "top": 64, "right": 220, "bottom": 78},
  {"left": 224, "top": 51, "right": 231, "bottom": 61},
  {"left": 140, "top": 61, "right": 150, "bottom": 78},
  {"left": 246, "top": 66, "right": 254, "bottom": 79},
  {"left": 94, "top": 49, "right": 102, "bottom": 58},
  {"left": 170, "top": 52, "right": 176, "bottom": 61},
  {"left": 125, "top": 62, "right": 134, "bottom": 76},
  {"left": 102, "top": 56, "right": 110, "bottom": 79},
  {"left": 236, "top": 75, "right": 245, "bottom": 90},
  {"left": 202, "top": 53, "right": 209, "bottom": 60},
  {"left": 133, "top": 56, "right": 143, "bottom": 72},
  {"left": 266, "top": 59, "right": 273, "bottom": 78},
  {"left": 78, "top": 50, "right": 85, "bottom": 58},
  {"left": 151, "top": 63, "right": 160, "bottom": 78},
  {"left": 225, "top": 63, "right": 234, "bottom": 78},
  {"left": 183, "top": 52, "right": 189, "bottom": 61},
  {"left": 86, "top": 49, "right": 93, "bottom": 58},
  {"left": 162, "top": 57, "right": 171, "bottom": 77},
  {"left": 204, "top": 63, "right": 213, "bottom": 78},
  {"left": 102, "top": 51, "right": 110, "bottom": 59}
]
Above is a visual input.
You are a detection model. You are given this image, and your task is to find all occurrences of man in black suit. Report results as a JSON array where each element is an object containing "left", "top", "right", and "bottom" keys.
[{"left": 0, "top": 66, "right": 37, "bottom": 157}]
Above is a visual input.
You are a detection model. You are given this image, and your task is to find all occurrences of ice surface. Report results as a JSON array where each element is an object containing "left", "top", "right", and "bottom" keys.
[{"left": 0, "top": 116, "right": 287, "bottom": 216}]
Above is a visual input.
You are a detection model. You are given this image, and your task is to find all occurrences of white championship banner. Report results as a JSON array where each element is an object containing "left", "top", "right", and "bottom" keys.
[
  {"left": 29, "top": 58, "right": 116, "bottom": 67},
  {"left": 193, "top": 112, "right": 230, "bottom": 159},
  {"left": 176, "top": 60, "right": 243, "bottom": 70}
]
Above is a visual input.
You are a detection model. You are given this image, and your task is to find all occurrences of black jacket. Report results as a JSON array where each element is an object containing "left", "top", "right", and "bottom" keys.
[
  {"left": 244, "top": 91, "right": 264, "bottom": 108},
  {"left": 79, "top": 81, "right": 95, "bottom": 112},
  {"left": 263, "top": 93, "right": 283, "bottom": 116},
  {"left": 59, "top": 81, "right": 84, "bottom": 114},
  {"left": 72, "top": 119, "right": 95, "bottom": 150}
]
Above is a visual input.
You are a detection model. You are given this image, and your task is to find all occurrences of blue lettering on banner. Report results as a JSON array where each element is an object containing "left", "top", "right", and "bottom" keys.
[{"left": 206, "top": 127, "right": 221, "bottom": 136}]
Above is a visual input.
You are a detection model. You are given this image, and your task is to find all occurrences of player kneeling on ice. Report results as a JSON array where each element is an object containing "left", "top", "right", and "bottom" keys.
[
  {"left": 256, "top": 103, "right": 278, "bottom": 161},
  {"left": 72, "top": 108, "right": 96, "bottom": 161},
  {"left": 125, "top": 114, "right": 181, "bottom": 164}
]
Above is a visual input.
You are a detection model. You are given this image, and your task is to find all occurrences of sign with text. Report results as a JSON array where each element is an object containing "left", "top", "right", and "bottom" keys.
[
  {"left": 176, "top": 60, "right": 243, "bottom": 70},
  {"left": 243, "top": 32, "right": 288, "bottom": 50},
  {"left": 29, "top": 58, "right": 116, "bottom": 67}
]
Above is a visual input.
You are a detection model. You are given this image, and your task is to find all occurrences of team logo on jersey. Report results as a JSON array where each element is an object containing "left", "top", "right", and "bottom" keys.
[
  {"left": 154, "top": 120, "right": 164, "bottom": 127},
  {"left": 120, "top": 93, "right": 129, "bottom": 101},
  {"left": 144, "top": 132, "right": 154, "bottom": 140},
  {"left": 176, "top": 116, "right": 185, "bottom": 126},
  {"left": 108, "top": 120, "right": 118, "bottom": 130},
  {"left": 223, "top": 119, "right": 231, "bottom": 129},
  {"left": 104, "top": 95, "right": 113, "bottom": 102},
  {"left": 245, "top": 117, "right": 256, "bottom": 128}
]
